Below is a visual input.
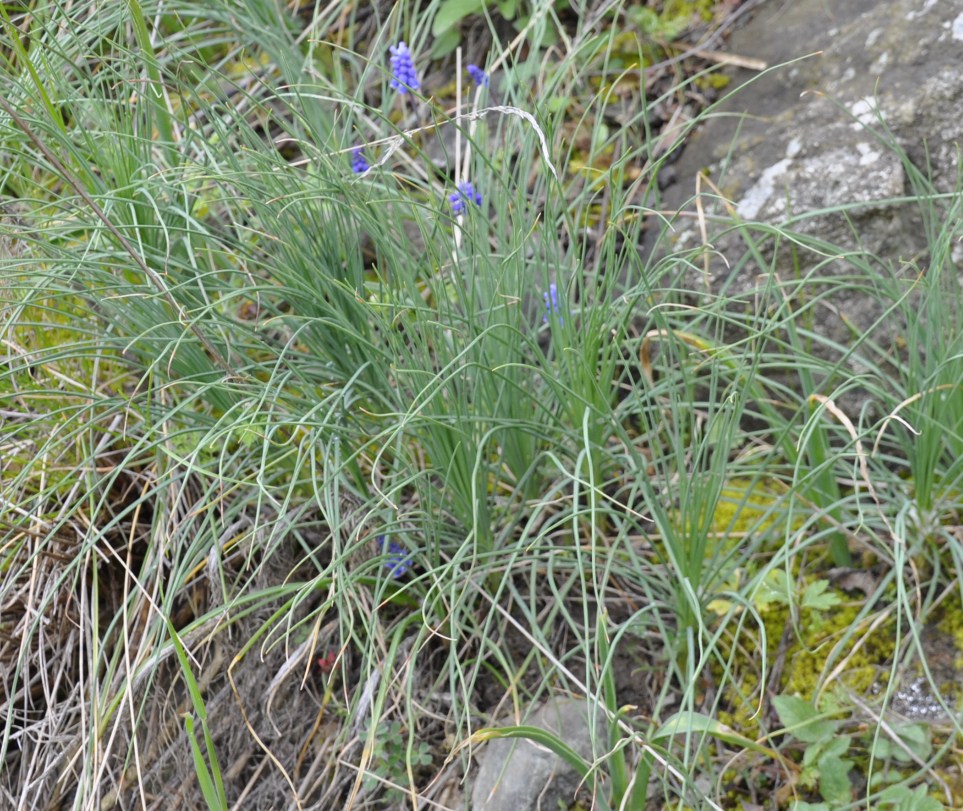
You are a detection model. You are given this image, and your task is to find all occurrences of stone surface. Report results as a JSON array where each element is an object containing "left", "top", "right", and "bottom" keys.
[
  {"left": 471, "top": 696, "right": 604, "bottom": 811},
  {"left": 889, "top": 625, "right": 962, "bottom": 724},
  {"left": 650, "top": 0, "right": 963, "bottom": 346}
]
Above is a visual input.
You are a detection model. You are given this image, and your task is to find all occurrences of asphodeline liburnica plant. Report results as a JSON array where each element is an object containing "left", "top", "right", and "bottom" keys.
[
  {"left": 350, "top": 146, "right": 369, "bottom": 174},
  {"left": 346, "top": 40, "right": 419, "bottom": 175},
  {"left": 466, "top": 63, "right": 488, "bottom": 88},
  {"left": 449, "top": 181, "right": 482, "bottom": 215},
  {"left": 379, "top": 536, "right": 413, "bottom": 578},
  {"left": 389, "top": 41, "right": 420, "bottom": 94},
  {"left": 543, "top": 283, "right": 564, "bottom": 324}
]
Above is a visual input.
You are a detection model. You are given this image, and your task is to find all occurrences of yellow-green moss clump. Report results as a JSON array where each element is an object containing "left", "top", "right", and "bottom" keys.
[
  {"left": 706, "top": 480, "right": 896, "bottom": 735},
  {"left": 783, "top": 599, "right": 896, "bottom": 697},
  {"left": 664, "top": 0, "right": 717, "bottom": 23},
  {"left": 711, "top": 479, "right": 795, "bottom": 536},
  {"left": 937, "top": 600, "right": 963, "bottom": 672},
  {"left": 695, "top": 73, "right": 732, "bottom": 91},
  {"left": 717, "top": 589, "right": 897, "bottom": 736},
  {"left": 667, "top": 477, "right": 795, "bottom": 549}
]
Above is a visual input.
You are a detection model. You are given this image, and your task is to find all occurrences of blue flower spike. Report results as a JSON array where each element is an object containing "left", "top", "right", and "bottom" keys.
[
  {"left": 389, "top": 41, "right": 420, "bottom": 95},
  {"left": 449, "top": 181, "right": 482, "bottom": 215},
  {"left": 543, "top": 283, "right": 563, "bottom": 325},
  {"left": 351, "top": 146, "right": 369, "bottom": 174},
  {"left": 467, "top": 64, "right": 489, "bottom": 88},
  {"left": 380, "top": 536, "right": 412, "bottom": 578}
]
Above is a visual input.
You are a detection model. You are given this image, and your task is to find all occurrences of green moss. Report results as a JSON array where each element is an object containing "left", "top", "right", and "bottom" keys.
[
  {"left": 665, "top": 479, "right": 789, "bottom": 551},
  {"left": 664, "top": 0, "right": 716, "bottom": 24},
  {"left": 709, "top": 479, "right": 793, "bottom": 536},
  {"left": 704, "top": 481, "right": 902, "bottom": 737},
  {"left": 0, "top": 292, "right": 132, "bottom": 496},
  {"left": 783, "top": 600, "right": 895, "bottom": 697},
  {"left": 695, "top": 73, "right": 732, "bottom": 90},
  {"left": 627, "top": 0, "right": 717, "bottom": 45},
  {"left": 716, "top": 586, "right": 896, "bottom": 736},
  {"left": 937, "top": 599, "right": 963, "bottom": 671}
]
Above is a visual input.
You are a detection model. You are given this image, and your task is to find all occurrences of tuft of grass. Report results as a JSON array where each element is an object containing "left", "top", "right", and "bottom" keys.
[{"left": 2, "top": 1, "right": 962, "bottom": 809}]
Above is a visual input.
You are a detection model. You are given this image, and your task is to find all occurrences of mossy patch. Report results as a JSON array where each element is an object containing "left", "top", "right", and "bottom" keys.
[
  {"left": 715, "top": 575, "right": 897, "bottom": 735},
  {"left": 710, "top": 478, "right": 796, "bottom": 537},
  {"left": 937, "top": 599, "right": 963, "bottom": 673}
]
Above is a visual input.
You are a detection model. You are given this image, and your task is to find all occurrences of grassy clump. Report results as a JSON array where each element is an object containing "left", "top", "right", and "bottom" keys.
[{"left": 2, "top": 1, "right": 963, "bottom": 809}]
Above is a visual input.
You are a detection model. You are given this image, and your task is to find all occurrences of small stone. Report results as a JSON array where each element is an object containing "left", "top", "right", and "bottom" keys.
[{"left": 472, "top": 697, "right": 604, "bottom": 811}]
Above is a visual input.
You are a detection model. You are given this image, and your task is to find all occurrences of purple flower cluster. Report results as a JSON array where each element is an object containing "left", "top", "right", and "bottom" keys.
[
  {"left": 380, "top": 536, "right": 413, "bottom": 578},
  {"left": 449, "top": 181, "right": 482, "bottom": 215},
  {"left": 543, "top": 283, "right": 563, "bottom": 324},
  {"left": 351, "top": 44, "right": 489, "bottom": 222},
  {"left": 467, "top": 64, "right": 489, "bottom": 87},
  {"left": 351, "top": 146, "right": 369, "bottom": 174},
  {"left": 389, "top": 41, "right": 420, "bottom": 94}
]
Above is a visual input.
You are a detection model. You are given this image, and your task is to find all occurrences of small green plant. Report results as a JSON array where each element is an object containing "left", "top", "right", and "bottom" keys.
[
  {"left": 773, "top": 695, "right": 855, "bottom": 807},
  {"left": 359, "top": 719, "right": 433, "bottom": 796},
  {"left": 774, "top": 696, "right": 945, "bottom": 811},
  {"left": 866, "top": 721, "right": 933, "bottom": 766},
  {"left": 874, "top": 784, "right": 943, "bottom": 811},
  {"left": 169, "top": 622, "right": 228, "bottom": 811}
]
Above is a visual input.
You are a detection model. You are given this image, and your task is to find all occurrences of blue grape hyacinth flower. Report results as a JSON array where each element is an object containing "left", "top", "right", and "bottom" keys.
[
  {"left": 389, "top": 41, "right": 420, "bottom": 94},
  {"left": 449, "top": 181, "right": 482, "bottom": 215},
  {"left": 467, "top": 64, "right": 489, "bottom": 87},
  {"left": 380, "top": 536, "right": 412, "bottom": 578},
  {"left": 351, "top": 146, "right": 369, "bottom": 174},
  {"left": 543, "top": 283, "right": 563, "bottom": 324}
]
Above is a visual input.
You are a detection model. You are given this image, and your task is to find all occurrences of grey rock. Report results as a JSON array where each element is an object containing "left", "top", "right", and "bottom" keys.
[
  {"left": 888, "top": 625, "right": 962, "bottom": 725},
  {"left": 650, "top": 0, "right": 963, "bottom": 347},
  {"left": 471, "top": 697, "right": 605, "bottom": 811}
]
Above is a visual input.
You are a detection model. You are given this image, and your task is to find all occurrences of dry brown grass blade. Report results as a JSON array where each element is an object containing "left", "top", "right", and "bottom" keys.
[
  {"left": 808, "top": 394, "right": 877, "bottom": 504},
  {"left": 639, "top": 327, "right": 716, "bottom": 386},
  {"left": 872, "top": 384, "right": 961, "bottom": 456}
]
